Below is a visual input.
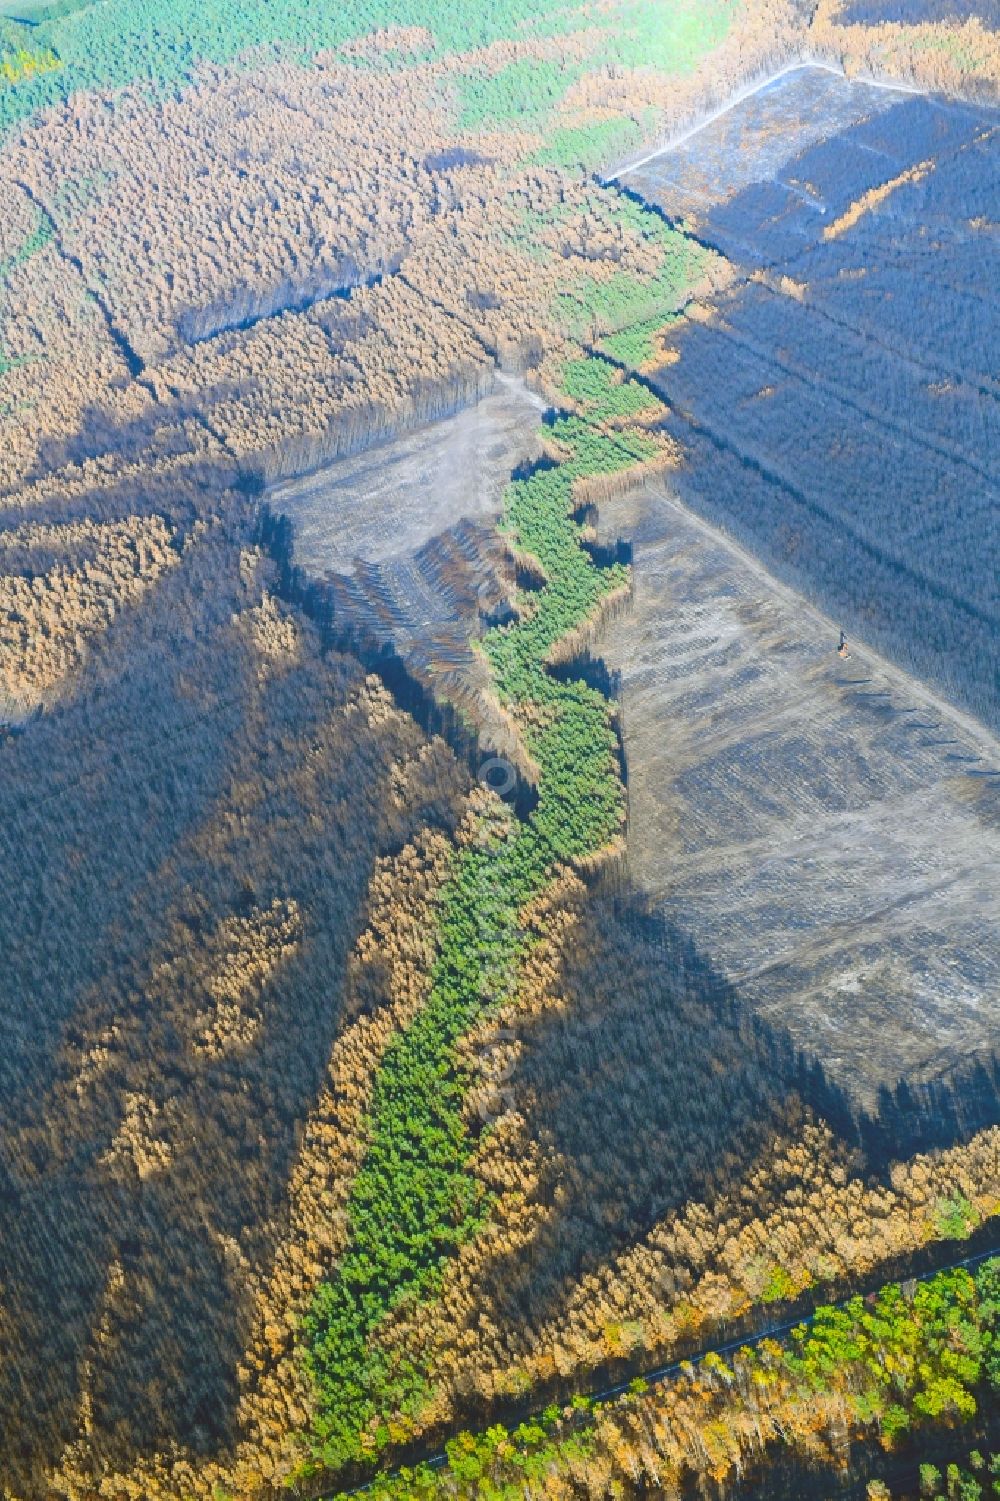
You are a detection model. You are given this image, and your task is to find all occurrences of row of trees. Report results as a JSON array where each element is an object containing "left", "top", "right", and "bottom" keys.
[
  {"left": 298, "top": 354, "right": 672, "bottom": 1478},
  {"left": 361, "top": 1258, "right": 1000, "bottom": 1497}
]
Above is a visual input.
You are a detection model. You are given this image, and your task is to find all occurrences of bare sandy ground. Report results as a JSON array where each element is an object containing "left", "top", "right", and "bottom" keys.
[
  {"left": 598, "top": 483, "right": 1000, "bottom": 1107},
  {"left": 267, "top": 375, "right": 547, "bottom": 766},
  {"left": 268, "top": 373, "right": 546, "bottom": 577}
]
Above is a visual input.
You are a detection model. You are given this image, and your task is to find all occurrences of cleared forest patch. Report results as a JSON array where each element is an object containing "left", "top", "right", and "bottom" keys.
[
  {"left": 616, "top": 63, "right": 914, "bottom": 222},
  {"left": 597, "top": 483, "right": 1000, "bottom": 1108},
  {"left": 267, "top": 375, "right": 548, "bottom": 760},
  {"left": 269, "top": 374, "right": 546, "bottom": 578},
  {"left": 621, "top": 71, "right": 1000, "bottom": 729}
]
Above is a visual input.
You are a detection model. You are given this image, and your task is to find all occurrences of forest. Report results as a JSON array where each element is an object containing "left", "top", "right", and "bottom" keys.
[
  {"left": 0, "top": 0, "right": 998, "bottom": 1496},
  {"left": 354, "top": 1256, "right": 1000, "bottom": 1498},
  {"left": 2, "top": 302, "right": 994, "bottom": 1501}
]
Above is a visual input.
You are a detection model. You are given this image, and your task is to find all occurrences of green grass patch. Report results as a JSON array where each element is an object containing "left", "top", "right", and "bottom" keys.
[
  {"left": 607, "top": 0, "right": 732, "bottom": 73},
  {"left": 599, "top": 310, "right": 680, "bottom": 366},
  {"left": 560, "top": 355, "right": 661, "bottom": 421},
  {"left": 530, "top": 114, "right": 643, "bottom": 172},
  {"left": 554, "top": 229, "right": 713, "bottom": 337},
  {"left": 550, "top": 194, "right": 716, "bottom": 338}
]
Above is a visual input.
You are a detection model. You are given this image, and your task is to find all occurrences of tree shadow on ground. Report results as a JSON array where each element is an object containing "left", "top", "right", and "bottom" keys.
[
  {"left": 480, "top": 878, "right": 1000, "bottom": 1340},
  {"left": 0, "top": 530, "right": 467, "bottom": 1492},
  {"left": 477, "top": 883, "right": 854, "bottom": 1335}
]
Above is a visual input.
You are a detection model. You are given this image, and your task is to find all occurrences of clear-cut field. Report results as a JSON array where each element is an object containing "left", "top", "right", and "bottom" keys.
[
  {"left": 268, "top": 374, "right": 547, "bottom": 751},
  {"left": 599, "top": 482, "right": 1000, "bottom": 1107},
  {"left": 268, "top": 373, "right": 546, "bottom": 579},
  {"left": 623, "top": 68, "right": 1000, "bottom": 730},
  {"left": 617, "top": 63, "right": 913, "bottom": 222}
]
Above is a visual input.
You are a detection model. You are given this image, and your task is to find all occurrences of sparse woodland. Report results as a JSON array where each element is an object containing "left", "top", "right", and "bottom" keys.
[{"left": 0, "top": 0, "right": 998, "bottom": 1496}]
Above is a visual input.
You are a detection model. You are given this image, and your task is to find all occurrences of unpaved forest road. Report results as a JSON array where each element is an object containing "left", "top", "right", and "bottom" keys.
[
  {"left": 607, "top": 54, "right": 922, "bottom": 180},
  {"left": 334, "top": 1240, "right": 1000, "bottom": 1497}
]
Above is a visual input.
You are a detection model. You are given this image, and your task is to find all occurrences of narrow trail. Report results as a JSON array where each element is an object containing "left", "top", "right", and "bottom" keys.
[
  {"left": 329, "top": 1239, "right": 1000, "bottom": 1498},
  {"left": 593, "top": 1241, "right": 1000, "bottom": 1401}
]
